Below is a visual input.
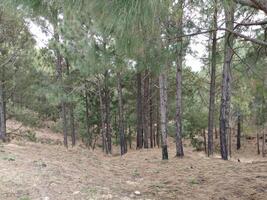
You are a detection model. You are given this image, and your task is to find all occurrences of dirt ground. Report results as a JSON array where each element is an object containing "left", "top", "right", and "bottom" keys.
[{"left": 0, "top": 120, "right": 267, "bottom": 200}]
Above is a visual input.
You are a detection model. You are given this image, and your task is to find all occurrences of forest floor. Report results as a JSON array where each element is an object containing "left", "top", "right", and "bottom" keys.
[{"left": 0, "top": 120, "right": 267, "bottom": 200}]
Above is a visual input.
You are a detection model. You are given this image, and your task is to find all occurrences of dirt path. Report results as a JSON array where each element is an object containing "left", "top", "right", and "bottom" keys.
[{"left": 0, "top": 121, "right": 266, "bottom": 200}]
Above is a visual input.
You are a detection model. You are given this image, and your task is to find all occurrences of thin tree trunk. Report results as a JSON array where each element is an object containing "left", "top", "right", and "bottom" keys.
[
  {"left": 0, "top": 79, "right": 6, "bottom": 142},
  {"left": 149, "top": 77, "right": 154, "bottom": 148},
  {"left": 136, "top": 72, "right": 143, "bottom": 149},
  {"left": 237, "top": 114, "right": 241, "bottom": 150},
  {"left": 159, "top": 72, "right": 168, "bottom": 160},
  {"left": 85, "top": 91, "right": 92, "bottom": 147},
  {"left": 143, "top": 69, "right": 150, "bottom": 148},
  {"left": 207, "top": 0, "right": 218, "bottom": 157},
  {"left": 117, "top": 72, "right": 126, "bottom": 155},
  {"left": 203, "top": 129, "right": 207, "bottom": 154},
  {"left": 175, "top": 0, "right": 184, "bottom": 158},
  {"left": 66, "top": 59, "right": 76, "bottom": 147},
  {"left": 262, "top": 127, "right": 266, "bottom": 157},
  {"left": 257, "top": 131, "right": 260, "bottom": 155},
  {"left": 219, "top": 1, "right": 235, "bottom": 160},
  {"left": 55, "top": 29, "right": 68, "bottom": 148},
  {"left": 229, "top": 127, "right": 232, "bottom": 158},
  {"left": 98, "top": 83, "right": 107, "bottom": 153},
  {"left": 104, "top": 71, "right": 112, "bottom": 154},
  {"left": 128, "top": 125, "right": 132, "bottom": 149}
]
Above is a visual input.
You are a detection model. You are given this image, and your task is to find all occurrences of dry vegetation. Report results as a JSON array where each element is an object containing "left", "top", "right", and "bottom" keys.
[{"left": 0, "top": 120, "right": 266, "bottom": 200}]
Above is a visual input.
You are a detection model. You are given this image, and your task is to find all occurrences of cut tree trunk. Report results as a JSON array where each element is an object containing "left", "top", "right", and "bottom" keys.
[
  {"left": 207, "top": 0, "right": 218, "bottom": 157},
  {"left": 136, "top": 72, "right": 143, "bottom": 149},
  {"left": 219, "top": 1, "right": 235, "bottom": 160},
  {"left": 159, "top": 71, "right": 168, "bottom": 160}
]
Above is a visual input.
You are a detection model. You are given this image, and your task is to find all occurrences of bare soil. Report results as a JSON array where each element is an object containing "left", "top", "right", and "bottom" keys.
[{"left": 0, "top": 120, "right": 266, "bottom": 200}]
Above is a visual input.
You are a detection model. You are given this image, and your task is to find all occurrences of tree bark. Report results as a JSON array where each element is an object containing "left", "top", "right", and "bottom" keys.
[
  {"left": 104, "top": 71, "right": 112, "bottom": 154},
  {"left": 66, "top": 59, "right": 76, "bottom": 147},
  {"left": 85, "top": 91, "right": 92, "bottom": 147},
  {"left": 257, "top": 131, "right": 260, "bottom": 155},
  {"left": 219, "top": 1, "right": 235, "bottom": 160},
  {"left": 143, "top": 69, "right": 150, "bottom": 148},
  {"left": 159, "top": 71, "right": 168, "bottom": 160},
  {"left": 0, "top": 78, "right": 6, "bottom": 142},
  {"left": 207, "top": 0, "right": 217, "bottom": 157},
  {"left": 262, "top": 128, "right": 266, "bottom": 157},
  {"left": 149, "top": 76, "right": 154, "bottom": 148},
  {"left": 175, "top": 0, "right": 184, "bottom": 158},
  {"left": 237, "top": 114, "right": 241, "bottom": 150},
  {"left": 98, "top": 82, "right": 107, "bottom": 153},
  {"left": 229, "top": 127, "right": 232, "bottom": 158},
  {"left": 136, "top": 72, "right": 143, "bottom": 149},
  {"left": 203, "top": 129, "right": 207, "bottom": 154},
  {"left": 117, "top": 72, "right": 127, "bottom": 155},
  {"left": 55, "top": 29, "right": 68, "bottom": 148}
]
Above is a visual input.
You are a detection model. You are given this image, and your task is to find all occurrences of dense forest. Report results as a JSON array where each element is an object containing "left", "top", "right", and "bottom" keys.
[{"left": 1, "top": 0, "right": 267, "bottom": 159}]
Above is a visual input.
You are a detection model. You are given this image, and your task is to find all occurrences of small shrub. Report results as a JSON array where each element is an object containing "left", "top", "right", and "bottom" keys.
[
  {"left": 191, "top": 137, "right": 204, "bottom": 151},
  {"left": 26, "top": 130, "right": 37, "bottom": 142}
]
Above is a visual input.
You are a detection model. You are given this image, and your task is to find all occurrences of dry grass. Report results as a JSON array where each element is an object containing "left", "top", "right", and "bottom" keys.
[{"left": 0, "top": 120, "right": 266, "bottom": 200}]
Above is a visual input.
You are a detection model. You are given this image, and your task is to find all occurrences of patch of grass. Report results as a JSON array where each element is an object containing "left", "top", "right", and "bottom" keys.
[
  {"left": 25, "top": 130, "right": 37, "bottom": 142},
  {"left": 19, "top": 197, "right": 31, "bottom": 200},
  {"left": 3, "top": 156, "right": 15, "bottom": 161},
  {"left": 189, "top": 178, "right": 199, "bottom": 185},
  {"left": 132, "top": 169, "right": 140, "bottom": 177}
]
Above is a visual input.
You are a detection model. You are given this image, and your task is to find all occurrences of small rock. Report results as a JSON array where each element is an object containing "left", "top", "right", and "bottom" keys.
[
  {"left": 42, "top": 197, "right": 49, "bottom": 200},
  {"left": 73, "top": 191, "right": 80, "bottom": 195},
  {"left": 134, "top": 191, "right": 141, "bottom": 195}
]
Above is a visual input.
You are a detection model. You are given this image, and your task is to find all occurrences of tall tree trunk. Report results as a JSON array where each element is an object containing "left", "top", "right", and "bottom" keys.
[
  {"left": 159, "top": 71, "right": 168, "bottom": 160},
  {"left": 175, "top": 0, "right": 184, "bottom": 158},
  {"left": 136, "top": 72, "right": 143, "bottom": 149},
  {"left": 69, "top": 104, "right": 75, "bottom": 147},
  {"left": 66, "top": 59, "right": 76, "bottom": 147},
  {"left": 156, "top": 93, "right": 160, "bottom": 148},
  {"left": 203, "top": 129, "right": 207, "bottom": 154},
  {"left": 98, "top": 83, "right": 107, "bottom": 153},
  {"left": 229, "top": 127, "right": 232, "bottom": 158},
  {"left": 257, "top": 131, "right": 260, "bottom": 155},
  {"left": 262, "top": 127, "right": 266, "bottom": 157},
  {"left": 143, "top": 69, "right": 150, "bottom": 148},
  {"left": 219, "top": 1, "right": 235, "bottom": 160},
  {"left": 237, "top": 114, "right": 241, "bottom": 150},
  {"left": 104, "top": 71, "right": 112, "bottom": 154},
  {"left": 207, "top": 0, "right": 218, "bottom": 157},
  {"left": 0, "top": 78, "right": 6, "bottom": 142},
  {"left": 149, "top": 76, "right": 154, "bottom": 148},
  {"left": 85, "top": 91, "right": 92, "bottom": 147},
  {"left": 117, "top": 72, "right": 127, "bottom": 155},
  {"left": 55, "top": 26, "right": 68, "bottom": 148},
  {"left": 128, "top": 125, "right": 132, "bottom": 149}
]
